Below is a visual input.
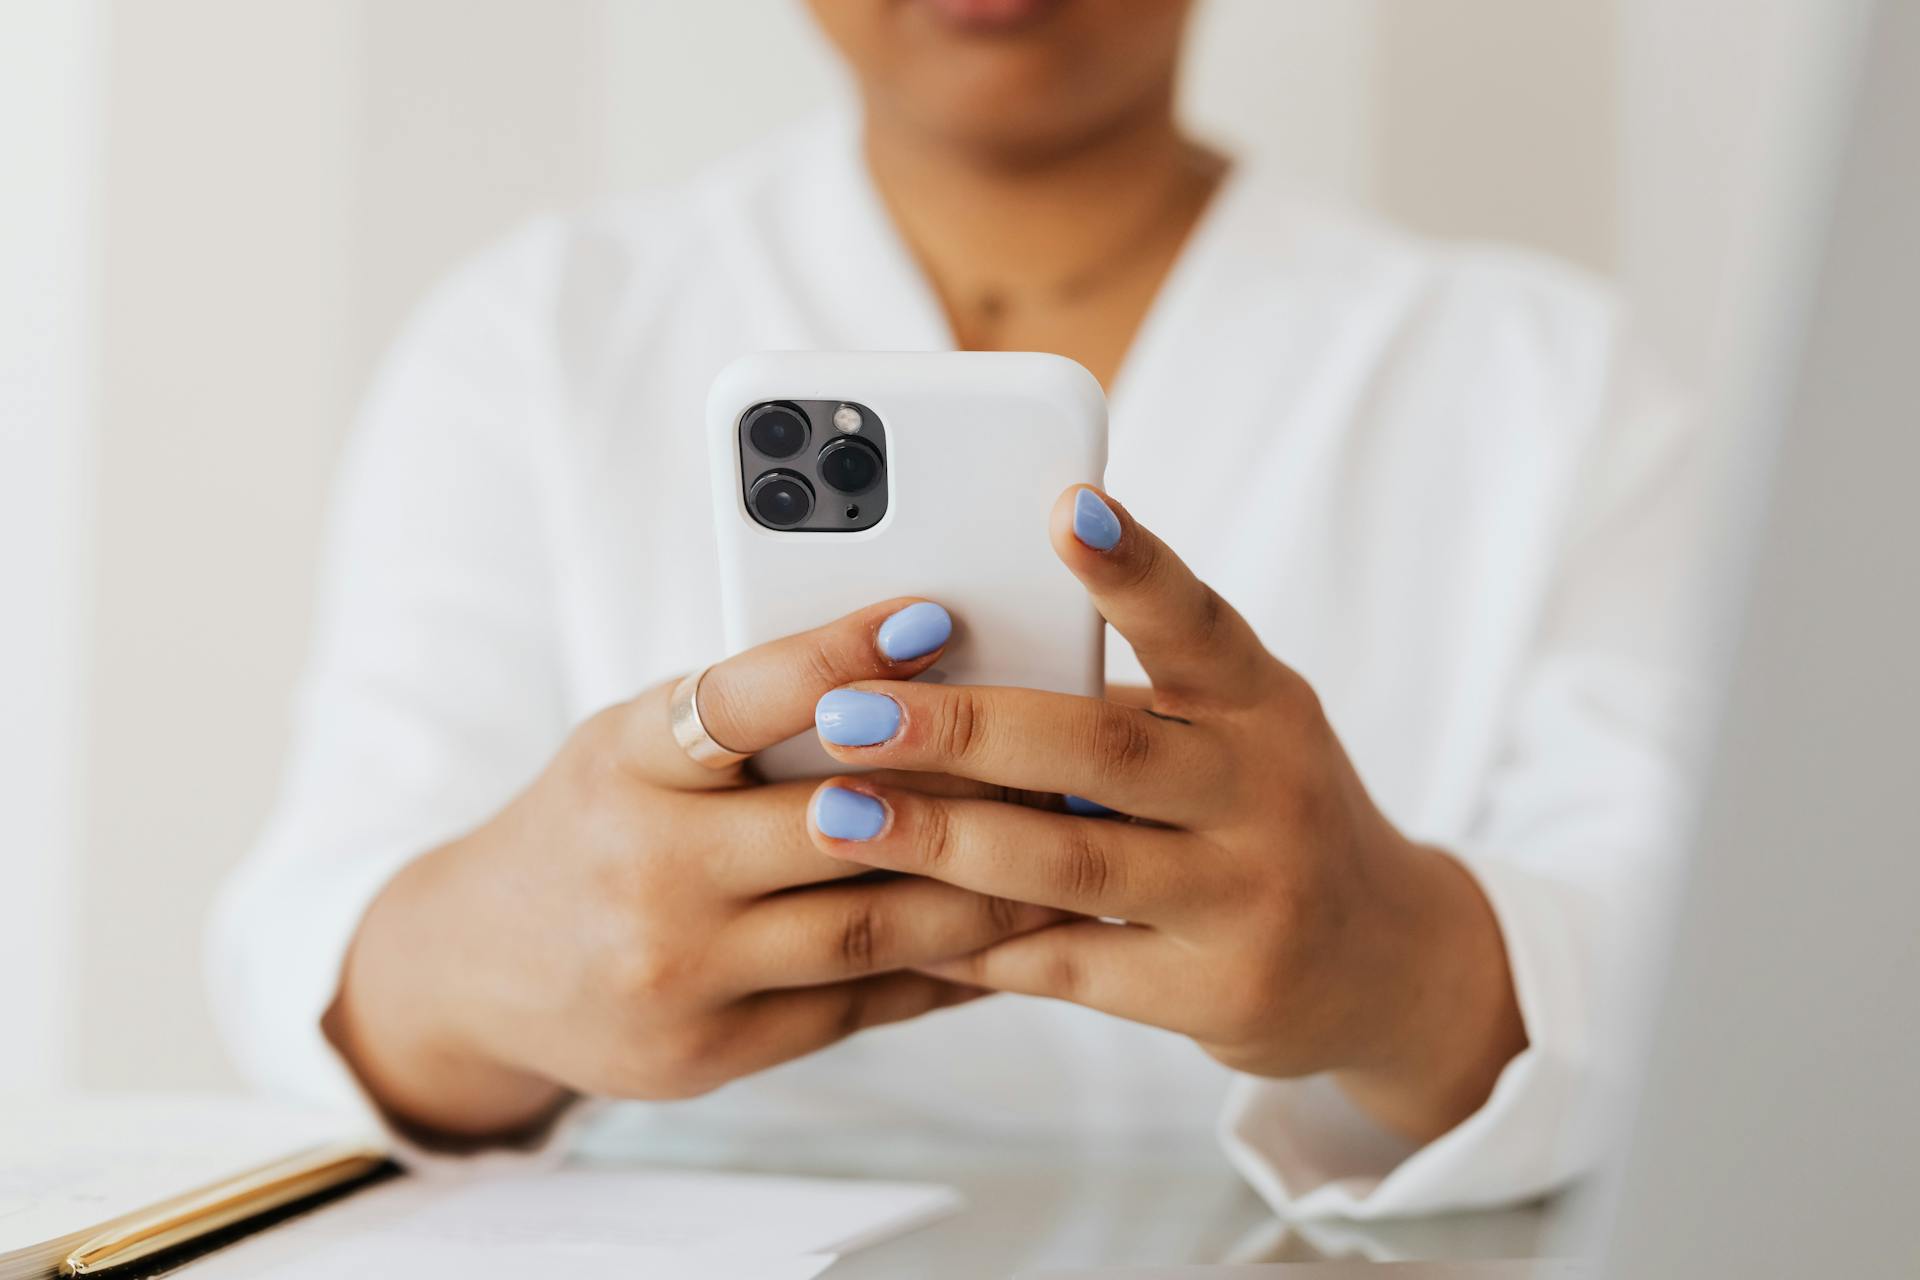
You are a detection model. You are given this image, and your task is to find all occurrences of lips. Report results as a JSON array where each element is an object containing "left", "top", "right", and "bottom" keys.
[{"left": 914, "top": 0, "right": 1063, "bottom": 34}]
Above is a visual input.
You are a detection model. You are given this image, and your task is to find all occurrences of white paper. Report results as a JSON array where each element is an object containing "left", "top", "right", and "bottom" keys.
[
  {"left": 178, "top": 1166, "right": 960, "bottom": 1278},
  {"left": 3, "top": 1096, "right": 956, "bottom": 1279}
]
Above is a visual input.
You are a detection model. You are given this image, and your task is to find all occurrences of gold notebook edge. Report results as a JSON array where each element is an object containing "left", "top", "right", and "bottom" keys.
[{"left": 61, "top": 1141, "right": 388, "bottom": 1276}]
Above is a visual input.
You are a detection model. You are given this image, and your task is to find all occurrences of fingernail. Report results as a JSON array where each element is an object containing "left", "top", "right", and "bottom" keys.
[
  {"left": 812, "top": 787, "right": 889, "bottom": 841},
  {"left": 1064, "top": 794, "right": 1118, "bottom": 817},
  {"left": 876, "top": 601, "right": 952, "bottom": 662},
  {"left": 816, "top": 689, "right": 902, "bottom": 746},
  {"left": 1073, "top": 489, "right": 1122, "bottom": 551}
]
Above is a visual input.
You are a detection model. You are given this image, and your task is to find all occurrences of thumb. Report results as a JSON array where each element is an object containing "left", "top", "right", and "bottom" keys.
[{"left": 1050, "top": 486, "right": 1271, "bottom": 707}]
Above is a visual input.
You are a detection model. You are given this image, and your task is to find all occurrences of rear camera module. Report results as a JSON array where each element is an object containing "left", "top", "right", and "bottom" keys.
[
  {"left": 748, "top": 470, "right": 815, "bottom": 529},
  {"left": 744, "top": 403, "right": 810, "bottom": 459},
  {"left": 735, "top": 396, "right": 887, "bottom": 532},
  {"left": 817, "top": 436, "right": 883, "bottom": 495}
]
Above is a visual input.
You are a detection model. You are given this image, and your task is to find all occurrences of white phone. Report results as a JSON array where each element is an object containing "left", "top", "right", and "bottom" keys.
[{"left": 708, "top": 350, "right": 1108, "bottom": 780}]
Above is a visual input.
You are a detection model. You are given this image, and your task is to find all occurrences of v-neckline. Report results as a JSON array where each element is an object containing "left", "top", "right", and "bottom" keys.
[{"left": 808, "top": 112, "right": 1252, "bottom": 429}]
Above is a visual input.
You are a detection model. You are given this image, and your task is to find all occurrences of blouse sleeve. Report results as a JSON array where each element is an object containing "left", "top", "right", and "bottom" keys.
[
  {"left": 203, "top": 227, "right": 576, "bottom": 1144},
  {"left": 1222, "top": 323, "right": 1721, "bottom": 1218}
]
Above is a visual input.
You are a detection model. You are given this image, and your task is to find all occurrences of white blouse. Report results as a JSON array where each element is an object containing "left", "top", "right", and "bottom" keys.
[{"left": 207, "top": 113, "right": 1712, "bottom": 1219}]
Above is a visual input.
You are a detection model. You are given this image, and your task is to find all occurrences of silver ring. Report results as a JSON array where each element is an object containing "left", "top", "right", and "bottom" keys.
[{"left": 669, "top": 667, "right": 751, "bottom": 769}]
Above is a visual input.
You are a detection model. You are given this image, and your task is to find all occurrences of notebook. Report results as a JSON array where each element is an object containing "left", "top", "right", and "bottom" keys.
[
  {"left": 1, "top": 1094, "right": 959, "bottom": 1278},
  {"left": 0, "top": 1093, "right": 376, "bottom": 1279}
]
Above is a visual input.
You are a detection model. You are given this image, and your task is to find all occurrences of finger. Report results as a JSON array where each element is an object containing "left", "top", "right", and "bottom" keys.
[
  {"left": 862, "top": 769, "right": 1066, "bottom": 811},
  {"left": 813, "top": 682, "right": 1224, "bottom": 825},
  {"left": 727, "top": 973, "right": 987, "bottom": 1078},
  {"left": 615, "top": 596, "right": 955, "bottom": 790},
  {"left": 1052, "top": 486, "right": 1271, "bottom": 706},
  {"left": 920, "top": 919, "right": 1182, "bottom": 1029},
  {"left": 684, "top": 782, "right": 876, "bottom": 897},
  {"left": 807, "top": 779, "right": 1207, "bottom": 923},
  {"left": 696, "top": 775, "right": 1065, "bottom": 899},
  {"left": 725, "top": 873, "right": 1066, "bottom": 989}
]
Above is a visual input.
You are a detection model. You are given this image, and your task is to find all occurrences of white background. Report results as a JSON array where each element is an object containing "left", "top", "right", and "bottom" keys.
[{"left": 2, "top": 0, "right": 1838, "bottom": 1090}]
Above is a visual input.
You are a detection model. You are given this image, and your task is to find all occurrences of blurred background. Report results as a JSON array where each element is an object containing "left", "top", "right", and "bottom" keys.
[{"left": 2, "top": 0, "right": 1836, "bottom": 1092}]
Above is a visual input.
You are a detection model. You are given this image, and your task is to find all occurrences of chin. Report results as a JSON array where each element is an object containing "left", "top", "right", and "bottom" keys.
[{"left": 811, "top": 0, "right": 1192, "bottom": 158}]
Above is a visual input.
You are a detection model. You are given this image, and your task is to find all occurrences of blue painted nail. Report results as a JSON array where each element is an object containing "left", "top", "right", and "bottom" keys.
[
  {"left": 1073, "top": 489, "right": 1122, "bottom": 551},
  {"left": 876, "top": 601, "right": 952, "bottom": 662},
  {"left": 816, "top": 689, "right": 902, "bottom": 746},
  {"left": 813, "top": 787, "right": 889, "bottom": 841},
  {"left": 1064, "top": 794, "right": 1119, "bottom": 817}
]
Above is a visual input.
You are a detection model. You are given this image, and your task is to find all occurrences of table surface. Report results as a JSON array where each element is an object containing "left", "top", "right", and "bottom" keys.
[{"left": 573, "top": 1117, "right": 1566, "bottom": 1277}]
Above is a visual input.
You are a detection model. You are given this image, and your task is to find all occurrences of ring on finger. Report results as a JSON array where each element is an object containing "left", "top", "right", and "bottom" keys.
[{"left": 669, "top": 666, "right": 751, "bottom": 769}]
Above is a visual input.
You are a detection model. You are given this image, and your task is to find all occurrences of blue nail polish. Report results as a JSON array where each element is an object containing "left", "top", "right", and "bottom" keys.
[
  {"left": 816, "top": 689, "right": 902, "bottom": 746},
  {"left": 1064, "top": 794, "right": 1119, "bottom": 817},
  {"left": 876, "top": 601, "right": 952, "bottom": 662},
  {"left": 813, "top": 787, "right": 889, "bottom": 841},
  {"left": 1073, "top": 489, "right": 1122, "bottom": 551}
]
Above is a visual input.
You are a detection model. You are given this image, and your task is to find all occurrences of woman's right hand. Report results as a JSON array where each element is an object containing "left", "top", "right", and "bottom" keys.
[{"left": 324, "top": 598, "right": 1053, "bottom": 1141}]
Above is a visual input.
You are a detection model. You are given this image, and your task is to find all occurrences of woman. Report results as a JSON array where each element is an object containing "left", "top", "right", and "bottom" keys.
[{"left": 210, "top": 0, "right": 1708, "bottom": 1219}]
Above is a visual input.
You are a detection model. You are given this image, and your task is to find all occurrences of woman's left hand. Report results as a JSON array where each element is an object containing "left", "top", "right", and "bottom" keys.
[{"left": 805, "top": 487, "right": 1527, "bottom": 1143}]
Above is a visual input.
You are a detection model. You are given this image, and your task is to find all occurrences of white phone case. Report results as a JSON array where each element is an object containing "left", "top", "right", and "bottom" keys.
[{"left": 708, "top": 351, "right": 1108, "bottom": 780}]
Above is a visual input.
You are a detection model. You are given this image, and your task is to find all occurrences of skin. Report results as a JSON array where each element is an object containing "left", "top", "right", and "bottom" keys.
[
  {"left": 329, "top": 0, "right": 1524, "bottom": 1146},
  {"left": 809, "top": 0, "right": 1223, "bottom": 387},
  {"left": 808, "top": 490, "right": 1527, "bottom": 1140},
  {"left": 329, "top": 600, "right": 1060, "bottom": 1137}
]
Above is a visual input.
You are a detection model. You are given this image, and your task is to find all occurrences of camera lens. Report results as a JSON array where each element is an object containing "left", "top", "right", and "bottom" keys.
[
  {"left": 817, "top": 437, "right": 883, "bottom": 495},
  {"left": 748, "top": 470, "right": 814, "bottom": 529},
  {"left": 745, "top": 404, "right": 809, "bottom": 459}
]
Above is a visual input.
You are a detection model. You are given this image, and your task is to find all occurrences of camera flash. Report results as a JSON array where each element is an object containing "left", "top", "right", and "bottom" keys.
[{"left": 832, "top": 405, "right": 862, "bottom": 434}]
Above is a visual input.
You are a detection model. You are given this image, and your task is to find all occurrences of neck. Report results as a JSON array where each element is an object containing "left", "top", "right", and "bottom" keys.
[{"left": 862, "top": 92, "right": 1206, "bottom": 300}]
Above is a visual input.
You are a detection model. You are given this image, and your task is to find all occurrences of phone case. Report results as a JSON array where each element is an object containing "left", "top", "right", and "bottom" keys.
[{"left": 708, "top": 351, "right": 1108, "bottom": 780}]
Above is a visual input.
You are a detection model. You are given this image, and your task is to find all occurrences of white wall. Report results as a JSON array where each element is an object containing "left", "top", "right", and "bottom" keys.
[
  {"left": 17, "top": 0, "right": 1793, "bottom": 1089},
  {"left": 0, "top": 0, "right": 104, "bottom": 1090},
  {"left": 1616, "top": 0, "right": 1864, "bottom": 397},
  {"left": 76, "top": 0, "right": 369, "bottom": 1086},
  {"left": 1133, "top": 0, "right": 1385, "bottom": 212},
  {"left": 1376, "top": 0, "right": 1617, "bottom": 273}
]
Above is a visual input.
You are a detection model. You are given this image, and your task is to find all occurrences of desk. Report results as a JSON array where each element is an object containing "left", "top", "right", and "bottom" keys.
[{"left": 574, "top": 1117, "right": 1562, "bottom": 1276}]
